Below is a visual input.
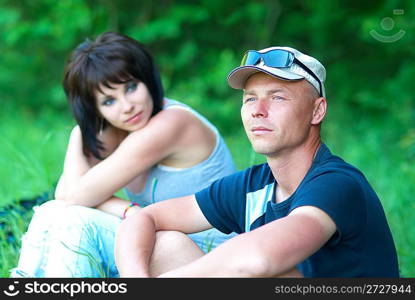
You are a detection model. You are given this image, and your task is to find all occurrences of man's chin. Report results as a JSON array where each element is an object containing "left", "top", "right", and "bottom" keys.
[{"left": 251, "top": 146, "right": 274, "bottom": 156}]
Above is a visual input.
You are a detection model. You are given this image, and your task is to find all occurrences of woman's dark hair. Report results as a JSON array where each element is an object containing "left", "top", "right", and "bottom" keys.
[{"left": 63, "top": 32, "right": 164, "bottom": 159}]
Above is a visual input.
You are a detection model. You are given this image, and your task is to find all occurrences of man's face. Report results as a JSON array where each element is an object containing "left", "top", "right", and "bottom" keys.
[{"left": 241, "top": 72, "right": 316, "bottom": 157}]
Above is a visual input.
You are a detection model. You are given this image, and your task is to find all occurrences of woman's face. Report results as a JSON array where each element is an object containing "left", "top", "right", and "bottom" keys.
[{"left": 95, "top": 80, "right": 154, "bottom": 132}]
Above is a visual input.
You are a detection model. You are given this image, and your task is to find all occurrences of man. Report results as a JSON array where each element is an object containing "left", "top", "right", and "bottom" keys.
[{"left": 115, "top": 46, "right": 399, "bottom": 277}]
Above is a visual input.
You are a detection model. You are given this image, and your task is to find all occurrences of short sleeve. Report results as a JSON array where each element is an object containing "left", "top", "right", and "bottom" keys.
[
  {"left": 290, "top": 171, "right": 367, "bottom": 243},
  {"left": 195, "top": 171, "right": 247, "bottom": 234}
]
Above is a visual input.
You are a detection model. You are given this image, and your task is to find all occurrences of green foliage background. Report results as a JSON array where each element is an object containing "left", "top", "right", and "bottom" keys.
[{"left": 0, "top": 0, "right": 414, "bottom": 277}]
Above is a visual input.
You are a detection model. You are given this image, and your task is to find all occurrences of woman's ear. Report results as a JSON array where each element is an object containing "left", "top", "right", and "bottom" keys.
[{"left": 311, "top": 97, "right": 327, "bottom": 125}]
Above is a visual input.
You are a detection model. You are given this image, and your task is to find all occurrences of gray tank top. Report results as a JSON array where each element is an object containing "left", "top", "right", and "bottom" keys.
[{"left": 124, "top": 98, "right": 237, "bottom": 250}]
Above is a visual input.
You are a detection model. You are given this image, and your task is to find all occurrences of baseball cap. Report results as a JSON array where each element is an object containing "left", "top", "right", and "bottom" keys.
[{"left": 227, "top": 46, "right": 326, "bottom": 97}]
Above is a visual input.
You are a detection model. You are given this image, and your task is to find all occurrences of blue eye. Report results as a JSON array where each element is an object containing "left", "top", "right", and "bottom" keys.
[
  {"left": 102, "top": 98, "right": 115, "bottom": 106},
  {"left": 126, "top": 81, "right": 138, "bottom": 93},
  {"left": 272, "top": 95, "right": 286, "bottom": 101},
  {"left": 243, "top": 97, "right": 256, "bottom": 103}
]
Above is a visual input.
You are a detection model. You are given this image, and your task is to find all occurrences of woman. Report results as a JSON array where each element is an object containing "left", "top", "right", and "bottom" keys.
[{"left": 11, "top": 32, "right": 237, "bottom": 277}]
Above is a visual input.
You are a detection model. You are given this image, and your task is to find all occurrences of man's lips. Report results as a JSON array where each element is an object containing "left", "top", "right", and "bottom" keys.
[
  {"left": 251, "top": 126, "right": 272, "bottom": 132},
  {"left": 251, "top": 126, "right": 272, "bottom": 135},
  {"left": 125, "top": 112, "right": 142, "bottom": 123}
]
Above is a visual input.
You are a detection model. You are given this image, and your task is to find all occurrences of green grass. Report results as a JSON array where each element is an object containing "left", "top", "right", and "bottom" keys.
[
  {"left": 0, "top": 105, "right": 72, "bottom": 205},
  {"left": 0, "top": 101, "right": 413, "bottom": 278},
  {"left": 0, "top": 104, "right": 72, "bottom": 277},
  {"left": 0, "top": 209, "right": 31, "bottom": 277}
]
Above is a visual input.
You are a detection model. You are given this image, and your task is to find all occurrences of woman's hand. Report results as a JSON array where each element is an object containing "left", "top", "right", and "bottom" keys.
[{"left": 96, "top": 126, "right": 127, "bottom": 160}]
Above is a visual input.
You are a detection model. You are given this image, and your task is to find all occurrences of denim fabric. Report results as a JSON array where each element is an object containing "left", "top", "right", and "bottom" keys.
[
  {"left": 11, "top": 200, "right": 236, "bottom": 277},
  {"left": 11, "top": 201, "right": 121, "bottom": 277}
]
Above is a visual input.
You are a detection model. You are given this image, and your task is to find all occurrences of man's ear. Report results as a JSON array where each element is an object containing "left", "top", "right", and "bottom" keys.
[{"left": 311, "top": 97, "right": 327, "bottom": 125}]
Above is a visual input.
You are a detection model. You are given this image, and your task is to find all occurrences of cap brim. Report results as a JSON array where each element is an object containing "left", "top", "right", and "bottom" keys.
[{"left": 227, "top": 65, "right": 304, "bottom": 89}]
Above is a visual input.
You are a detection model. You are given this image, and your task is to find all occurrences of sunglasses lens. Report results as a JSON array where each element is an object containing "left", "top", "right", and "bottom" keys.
[
  {"left": 241, "top": 51, "right": 261, "bottom": 66},
  {"left": 239, "top": 49, "right": 321, "bottom": 96},
  {"left": 241, "top": 50, "right": 294, "bottom": 68},
  {"left": 262, "top": 50, "right": 294, "bottom": 68}
]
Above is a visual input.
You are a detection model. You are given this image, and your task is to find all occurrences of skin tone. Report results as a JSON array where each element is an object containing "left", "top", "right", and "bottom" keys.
[
  {"left": 96, "top": 80, "right": 154, "bottom": 133},
  {"left": 241, "top": 73, "right": 324, "bottom": 202},
  {"left": 115, "top": 73, "right": 336, "bottom": 277},
  {"left": 54, "top": 78, "right": 217, "bottom": 218}
]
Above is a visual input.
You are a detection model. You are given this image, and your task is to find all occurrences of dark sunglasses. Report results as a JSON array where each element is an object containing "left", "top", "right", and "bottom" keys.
[{"left": 241, "top": 49, "right": 322, "bottom": 96}]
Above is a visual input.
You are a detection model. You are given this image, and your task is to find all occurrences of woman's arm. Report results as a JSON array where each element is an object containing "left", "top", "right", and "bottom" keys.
[
  {"left": 64, "top": 108, "right": 199, "bottom": 207},
  {"left": 57, "top": 171, "right": 136, "bottom": 218},
  {"left": 95, "top": 196, "right": 139, "bottom": 218},
  {"left": 61, "top": 126, "right": 91, "bottom": 193},
  {"left": 53, "top": 126, "right": 93, "bottom": 202},
  {"left": 57, "top": 126, "right": 134, "bottom": 217},
  {"left": 54, "top": 174, "right": 66, "bottom": 200}
]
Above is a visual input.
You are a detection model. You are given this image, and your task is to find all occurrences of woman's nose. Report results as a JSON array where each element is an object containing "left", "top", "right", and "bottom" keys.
[{"left": 121, "top": 97, "right": 134, "bottom": 113}]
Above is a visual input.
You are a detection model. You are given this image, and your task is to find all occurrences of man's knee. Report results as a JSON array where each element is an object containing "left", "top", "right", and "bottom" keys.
[
  {"left": 153, "top": 230, "right": 204, "bottom": 259},
  {"left": 155, "top": 231, "right": 194, "bottom": 248},
  {"left": 149, "top": 231, "right": 204, "bottom": 277}
]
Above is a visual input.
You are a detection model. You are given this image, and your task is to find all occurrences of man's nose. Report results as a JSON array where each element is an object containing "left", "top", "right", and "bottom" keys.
[{"left": 252, "top": 99, "right": 268, "bottom": 118}]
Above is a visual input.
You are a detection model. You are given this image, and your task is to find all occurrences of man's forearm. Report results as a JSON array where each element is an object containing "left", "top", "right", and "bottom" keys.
[
  {"left": 156, "top": 232, "right": 264, "bottom": 277},
  {"left": 157, "top": 231, "right": 303, "bottom": 278},
  {"left": 115, "top": 210, "right": 156, "bottom": 277}
]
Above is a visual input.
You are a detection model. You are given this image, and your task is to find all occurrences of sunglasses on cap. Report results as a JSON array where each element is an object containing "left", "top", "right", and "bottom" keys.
[{"left": 241, "top": 49, "right": 323, "bottom": 97}]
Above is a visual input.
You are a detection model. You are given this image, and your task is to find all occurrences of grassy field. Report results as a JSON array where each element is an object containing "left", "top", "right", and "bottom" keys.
[
  {"left": 0, "top": 100, "right": 413, "bottom": 278},
  {"left": 0, "top": 105, "right": 71, "bottom": 276}
]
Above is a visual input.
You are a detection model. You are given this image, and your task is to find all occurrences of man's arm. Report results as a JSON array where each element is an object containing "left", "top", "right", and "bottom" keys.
[
  {"left": 115, "top": 195, "right": 212, "bottom": 277},
  {"left": 115, "top": 194, "right": 336, "bottom": 277},
  {"left": 158, "top": 206, "right": 336, "bottom": 277}
]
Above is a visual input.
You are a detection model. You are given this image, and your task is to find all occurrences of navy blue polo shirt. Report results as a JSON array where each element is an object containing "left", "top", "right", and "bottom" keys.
[{"left": 195, "top": 144, "right": 399, "bottom": 277}]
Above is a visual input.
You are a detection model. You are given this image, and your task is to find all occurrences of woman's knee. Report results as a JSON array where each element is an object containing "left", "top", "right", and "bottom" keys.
[{"left": 24, "top": 200, "right": 66, "bottom": 231}]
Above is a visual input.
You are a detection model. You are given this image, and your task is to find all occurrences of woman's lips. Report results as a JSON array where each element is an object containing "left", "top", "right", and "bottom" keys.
[{"left": 125, "top": 112, "right": 142, "bottom": 123}]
